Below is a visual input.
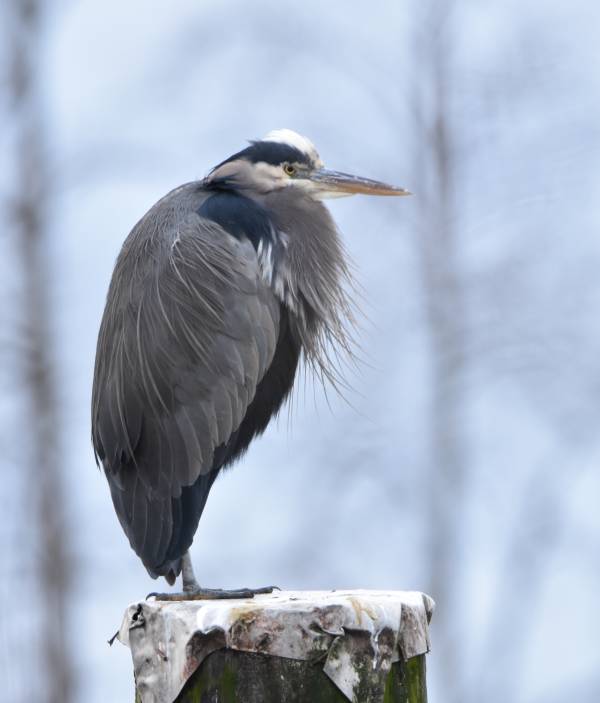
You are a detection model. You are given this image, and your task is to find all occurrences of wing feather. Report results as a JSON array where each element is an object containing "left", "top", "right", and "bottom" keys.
[{"left": 92, "top": 211, "right": 281, "bottom": 574}]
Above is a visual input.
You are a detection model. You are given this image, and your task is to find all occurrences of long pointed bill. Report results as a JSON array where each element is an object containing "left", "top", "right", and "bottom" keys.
[{"left": 309, "top": 168, "right": 411, "bottom": 198}]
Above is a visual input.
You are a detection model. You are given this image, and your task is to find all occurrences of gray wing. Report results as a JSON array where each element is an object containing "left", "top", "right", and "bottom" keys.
[{"left": 92, "top": 212, "right": 280, "bottom": 577}]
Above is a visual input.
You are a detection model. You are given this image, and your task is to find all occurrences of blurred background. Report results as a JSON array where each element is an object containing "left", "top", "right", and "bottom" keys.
[{"left": 1, "top": 1, "right": 599, "bottom": 701}]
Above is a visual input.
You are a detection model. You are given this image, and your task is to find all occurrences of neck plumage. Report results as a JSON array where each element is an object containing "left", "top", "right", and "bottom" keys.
[{"left": 262, "top": 189, "right": 357, "bottom": 390}]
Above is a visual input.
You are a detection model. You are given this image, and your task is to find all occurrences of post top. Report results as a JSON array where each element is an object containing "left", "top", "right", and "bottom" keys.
[{"left": 118, "top": 589, "right": 434, "bottom": 703}]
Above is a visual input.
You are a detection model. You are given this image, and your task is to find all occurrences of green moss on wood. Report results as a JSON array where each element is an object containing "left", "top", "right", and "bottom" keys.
[
  {"left": 175, "top": 660, "right": 236, "bottom": 703},
  {"left": 166, "top": 650, "right": 428, "bottom": 702},
  {"left": 405, "top": 656, "right": 427, "bottom": 703}
]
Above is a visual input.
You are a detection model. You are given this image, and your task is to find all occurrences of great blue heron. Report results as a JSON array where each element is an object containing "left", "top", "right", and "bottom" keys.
[{"left": 92, "top": 129, "right": 408, "bottom": 599}]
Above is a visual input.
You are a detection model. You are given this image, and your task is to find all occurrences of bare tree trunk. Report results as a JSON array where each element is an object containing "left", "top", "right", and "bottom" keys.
[
  {"left": 7, "top": 1, "right": 74, "bottom": 701},
  {"left": 412, "top": 3, "right": 467, "bottom": 701}
]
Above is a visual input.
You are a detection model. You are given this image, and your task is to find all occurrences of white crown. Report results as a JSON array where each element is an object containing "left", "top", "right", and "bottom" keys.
[{"left": 262, "top": 129, "right": 321, "bottom": 165}]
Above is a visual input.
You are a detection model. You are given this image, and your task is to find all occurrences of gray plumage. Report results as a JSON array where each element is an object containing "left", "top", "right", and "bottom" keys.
[{"left": 91, "top": 130, "right": 408, "bottom": 589}]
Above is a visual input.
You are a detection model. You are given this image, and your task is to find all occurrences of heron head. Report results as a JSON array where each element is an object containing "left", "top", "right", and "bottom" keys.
[{"left": 206, "top": 129, "right": 410, "bottom": 199}]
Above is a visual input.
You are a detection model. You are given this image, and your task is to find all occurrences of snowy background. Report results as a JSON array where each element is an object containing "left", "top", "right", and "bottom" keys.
[{"left": 1, "top": 1, "right": 599, "bottom": 702}]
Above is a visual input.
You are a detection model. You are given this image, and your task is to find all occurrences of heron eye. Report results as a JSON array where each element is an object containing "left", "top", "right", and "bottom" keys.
[{"left": 283, "top": 164, "right": 296, "bottom": 176}]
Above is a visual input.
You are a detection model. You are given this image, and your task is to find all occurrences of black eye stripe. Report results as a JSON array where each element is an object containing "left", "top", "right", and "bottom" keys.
[{"left": 215, "top": 141, "right": 312, "bottom": 169}]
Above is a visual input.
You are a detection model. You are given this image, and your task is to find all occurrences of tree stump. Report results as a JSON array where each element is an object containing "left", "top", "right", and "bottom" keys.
[{"left": 119, "top": 590, "right": 434, "bottom": 703}]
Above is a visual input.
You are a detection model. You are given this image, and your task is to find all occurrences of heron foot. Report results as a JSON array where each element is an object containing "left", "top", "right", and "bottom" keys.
[{"left": 147, "top": 585, "right": 279, "bottom": 601}]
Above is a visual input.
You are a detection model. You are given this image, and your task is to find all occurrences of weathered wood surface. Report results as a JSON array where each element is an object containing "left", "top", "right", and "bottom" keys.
[
  {"left": 121, "top": 590, "right": 433, "bottom": 703},
  {"left": 173, "top": 650, "right": 427, "bottom": 703}
]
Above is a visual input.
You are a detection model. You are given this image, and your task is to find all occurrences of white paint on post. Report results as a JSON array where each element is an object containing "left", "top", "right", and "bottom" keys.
[{"left": 118, "top": 589, "right": 434, "bottom": 703}]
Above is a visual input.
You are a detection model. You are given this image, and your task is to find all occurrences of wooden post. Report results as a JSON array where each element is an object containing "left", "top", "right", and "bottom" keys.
[
  {"left": 173, "top": 649, "right": 428, "bottom": 702},
  {"left": 119, "top": 590, "right": 434, "bottom": 703}
]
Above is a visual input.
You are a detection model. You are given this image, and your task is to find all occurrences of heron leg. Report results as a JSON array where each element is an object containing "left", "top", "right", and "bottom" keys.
[
  {"left": 147, "top": 551, "right": 278, "bottom": 601},
  {"left": 181, "top": 550, "right": 201, "bottom": 592}
]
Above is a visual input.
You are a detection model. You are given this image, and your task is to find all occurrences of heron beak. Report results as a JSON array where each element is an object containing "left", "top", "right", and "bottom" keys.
[{"left": 308, "top": 168, "right": 411, "bottom": 199}]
